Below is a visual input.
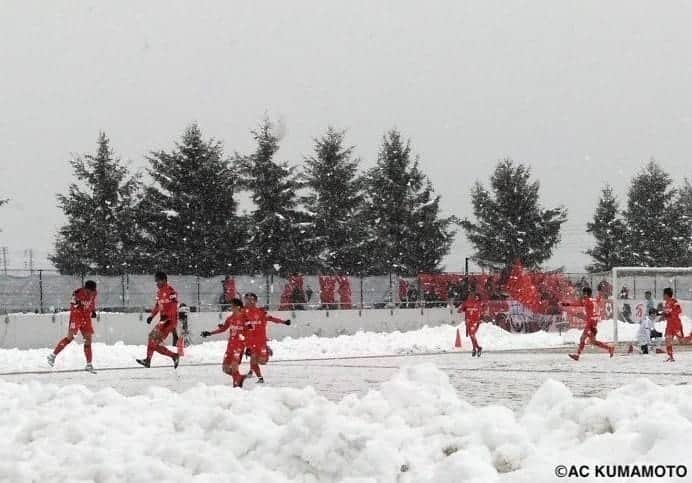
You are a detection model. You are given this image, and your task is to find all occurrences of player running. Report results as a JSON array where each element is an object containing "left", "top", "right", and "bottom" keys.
[
  {"left": 564, "top": 286, "right": 614, "bottom": 361},
  {"left": 136, "top": 272, "right": 180, "bottom": 369},
  {"left": 243, "top": 292, "right": 290, "bottom": 383},
  {"left": 200, "top": 298, "right": 249, "bottom": 387},
  {"left": 47, "top": 280, "right": 98, "bottom": 373},
  {"left": 662, "top": 287, "right": 683, "bottom": 362},
  {"left": 459, "top": 291, "right": 485, "bottom": 357}
]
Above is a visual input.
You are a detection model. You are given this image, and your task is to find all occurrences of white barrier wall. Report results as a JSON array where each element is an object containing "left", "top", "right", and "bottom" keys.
[
  {"left": 0, "top": 307, "right": 459, "bottom": 350},
  {"left": 4, "top": 301, "right": 690, "bottom": 350}
]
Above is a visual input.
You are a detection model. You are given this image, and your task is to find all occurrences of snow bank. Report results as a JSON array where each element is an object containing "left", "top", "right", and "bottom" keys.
[
  {"left": 2, "top": 317, "right": 690, "bottom": 372},
  {"left": 1, "top": 364, "right": 690, "bottom": 482},
  {"left": 0, "top": 323, "right": 567, "bottom": 372}
]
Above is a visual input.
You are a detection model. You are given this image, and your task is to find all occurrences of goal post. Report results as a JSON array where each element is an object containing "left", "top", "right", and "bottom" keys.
[{"left": 611, "top": 266, "right": 692, "bottom": 343}]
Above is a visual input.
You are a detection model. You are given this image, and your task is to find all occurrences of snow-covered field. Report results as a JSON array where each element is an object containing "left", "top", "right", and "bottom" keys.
[
  {"left": 1, "top": 317, "right": 689, "bottom": 372},
  {"left": 2, "top": 321, "right": 692, "bottom": 482}
]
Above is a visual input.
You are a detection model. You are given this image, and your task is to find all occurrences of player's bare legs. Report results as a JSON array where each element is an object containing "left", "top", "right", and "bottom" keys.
[
  {"left": 222, "top": 355, "right": 245, "bottom": 388},
  {"left": 665, "top": 334, "right": 675, "bottom": 361},
  {"left": 47, "top": 329, "right": 78, "bottom": 367},
  {"left": 569, "top": 330, "right": 613, "bottom": 361},
  {"left": 137, "top": 327, "right": 179, "bottom": 368},
  {"left": 83, "top": 332, "right": 94, "bottom": 372},
  {"left": 249, "top": 351, "right": 264, "bottom": 381}
]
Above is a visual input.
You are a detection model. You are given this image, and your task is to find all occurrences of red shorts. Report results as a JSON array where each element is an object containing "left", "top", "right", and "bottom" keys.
[
  {"left": 69, "top": 317, "right": 93, "bottom": 335},
  {"left": 155, "top": 320, "right": 177, "bottom": 339},
  {"left": 247, "top": 340, "right": 270, "bottom": 359},
  {"left": 224, "top": 339, "right": 245, "bottom": 365},
  {"left": 665, "top": 322, "right": 683, "bottom": 338}
]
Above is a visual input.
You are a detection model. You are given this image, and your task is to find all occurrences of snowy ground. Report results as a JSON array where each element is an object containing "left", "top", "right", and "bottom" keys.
[
  {"left": 2, "top": 322, "right": 691, "bottom": 482},
  {"left": 1, "top": 318, "right": 689, "bottom": 373},
  {"left": 1, "top": 357, "right": 691, "bottom": 482}
]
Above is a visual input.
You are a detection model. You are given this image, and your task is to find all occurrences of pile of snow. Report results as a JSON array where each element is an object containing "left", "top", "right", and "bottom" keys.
[
  {"left": 0, "top": 323, "right": 567, "bottom": 372},
  {"left": 1, "top": 317, "right": 690, "bottom": 373},
  {"left": 1, "top": 364, "right": 690, "bottom": 482}
]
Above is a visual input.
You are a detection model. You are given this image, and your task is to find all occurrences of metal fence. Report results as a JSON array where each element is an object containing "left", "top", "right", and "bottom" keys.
[
  {"left": 561, "top": 272, "right": 692, "bottom": 302},
  {"left": 0, "top": 271, "right": 397, "bottom": 313},
  {"left": 0, "top": 270, "right": 689, "bottom": 314}
]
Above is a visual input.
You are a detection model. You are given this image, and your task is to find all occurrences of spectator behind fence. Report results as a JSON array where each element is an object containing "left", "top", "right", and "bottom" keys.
[
  {"left": 292, "top": 282, "right": 307, "bottom": 310},
  {"left": 619, "top": 286, "right": 633, "bottom": 323},
  {"left": 597, "top": 279, "right": 612, "bottom": 297},
  {"left": 406, "top": 286, "right": 419, "bottom": 308},
  {"left": 219, "top": 275, "right": 237, "bottom": 306},
  {"left": 172, "top": 303, "right": 190, "bottom": 347},
  {"left": 645, "top": 290, "right": 656, "bottom": 313}
]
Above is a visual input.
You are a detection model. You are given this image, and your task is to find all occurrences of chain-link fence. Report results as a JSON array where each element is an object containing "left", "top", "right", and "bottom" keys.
[
  {"left": 0, "top": 271, "right": 395, "bottom": 313},
  {"left": 0, "top": 270, "right": 689, "bottom": 314}
]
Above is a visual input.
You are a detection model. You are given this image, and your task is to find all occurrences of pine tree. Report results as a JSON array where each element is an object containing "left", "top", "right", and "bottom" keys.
[
  {"left": 235, "top": 118, "right": 307, "bottom": 276},
  {"left": 51, "top": 132, "right": 144, "bottom": 274},
  {"left": 669, "top": 178, "right": 692, "bottom": 265},
  {"left": 362, "top": 129, "right": 456, "bottom": 275},
  {"left": 622, "top": 160, "right": 680, "bottom": 266},
  {"left": 461, "top": 158, "right": 567, "bottom": 271},
  {"left": 585, "top": 185, "right": 627, "bottom": 272},
  {"left": 302, "top": 127, "right": 366, "bottom": 274},
  {"left": 140, "top": 123, "right": 243, "bottom": 276}
]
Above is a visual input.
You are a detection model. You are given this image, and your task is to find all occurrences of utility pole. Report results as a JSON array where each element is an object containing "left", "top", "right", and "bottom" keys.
[
  {"left": 1, "top": 246, "right": 7, "bottom": 276},
  {"left": 24, "top": 249, "right": 34, "bottom": 274}
]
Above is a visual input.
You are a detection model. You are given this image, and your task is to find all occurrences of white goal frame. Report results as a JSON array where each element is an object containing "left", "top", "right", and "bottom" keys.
[{"left": 611, "top": 266, "right": 692, "bottom": 342}]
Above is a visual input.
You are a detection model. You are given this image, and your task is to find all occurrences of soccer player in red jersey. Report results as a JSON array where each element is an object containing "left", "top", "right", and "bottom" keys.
[
  {"left": 662, "top": 287, "right": 684, "bottom": 362},
  {"left": 136, "top": 272, "right": 180, "bottom": 369},
  {"left": 242, "top": 292, "right": 290, "bottom": 383},
  {"left": 201, "top": 298, "right": 249, "bottom": 387},
  {"left": 459, "top": 291, "right": 485, "bottom": 357},
  {"left": 565, "top": 286, "right": 614, "bottom": 361},
  {"left": 47, "top": 280, "right": 98, "bottom": 372}
]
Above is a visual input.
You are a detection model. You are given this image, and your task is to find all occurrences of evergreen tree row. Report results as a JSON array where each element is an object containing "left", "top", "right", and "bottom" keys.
[
  {"left": 51, "top": 121, "right": 457, "bottom": 277},
  {"left": 586, "top": 161, "right": 692, "bottom": 272},
  {"left": 460, "top": 158, "right": 691, "bottom": 273},
  {"left": 50, "top": 123, "right": 692, "bottom": 277}
]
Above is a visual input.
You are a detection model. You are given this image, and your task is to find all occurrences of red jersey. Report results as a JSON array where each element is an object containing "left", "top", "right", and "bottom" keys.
[
  {"left": 583, "top": 297, "right": 602, "bottom": 327},
  {"left": 244, "top": 306, "right": 283, "bottom": 347},
  {"left": 70, "top": 288, "right": 96, "bottom": 324},
  {"left": 663, "top": 297, "right": 682, "bottom": 328},
  {"left": 459, "top": 299, "right": 484, "bottom": 324},
  {"left": 213, "top": 311, "right": 248, "bottom": 342},
  {"left": 151, "top": 283, "right": 178, "bottom": 324},
  {"left": 569, "top": 296, "right": 601, "bottom": 328}
]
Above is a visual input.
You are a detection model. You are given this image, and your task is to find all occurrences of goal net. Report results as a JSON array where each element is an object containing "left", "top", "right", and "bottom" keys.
[{"left": 611, "top": 266, "right": 692, "bottom": 343}]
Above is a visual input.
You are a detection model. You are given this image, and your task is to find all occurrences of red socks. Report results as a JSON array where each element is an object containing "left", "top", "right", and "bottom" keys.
[
  {"left": 147, "top": 339, "right": 176, "bottom": 358},
  {"left": 593, "top": 340, "right": 610, "bottom": 352},
  {"left": 469, "top": 335, "right": 479, "bottom": 351},
  {"left": 251, "top": 362, "right": 262, "bottom": 378},
  {"left": 155, "top": 344, "right": 176, "bottom": 358},
  {"left": 232, "top": 370, "right": 241, "bottom": 386},
  {"left": 146, "top": 340, "right": 156, "bottom": 360},
  {"left": 53, "top": 337, "right": 71, "bottom": 355},
  {"left": 84, "top": 343, "right": 92, "bottom": 363}
]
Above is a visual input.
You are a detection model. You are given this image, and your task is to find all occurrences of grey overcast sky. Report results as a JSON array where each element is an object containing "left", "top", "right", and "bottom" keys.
[{"left": 1, "top": 0, "right": 691, "bottom": 272}]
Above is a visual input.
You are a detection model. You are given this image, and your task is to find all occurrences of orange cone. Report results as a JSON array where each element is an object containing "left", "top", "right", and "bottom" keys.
[
  {"left": 454, "top": 328, "right": 462, "bottom": 349},
  {"left": 177, "top": 335, "right": 185, "bottom": 357}
]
